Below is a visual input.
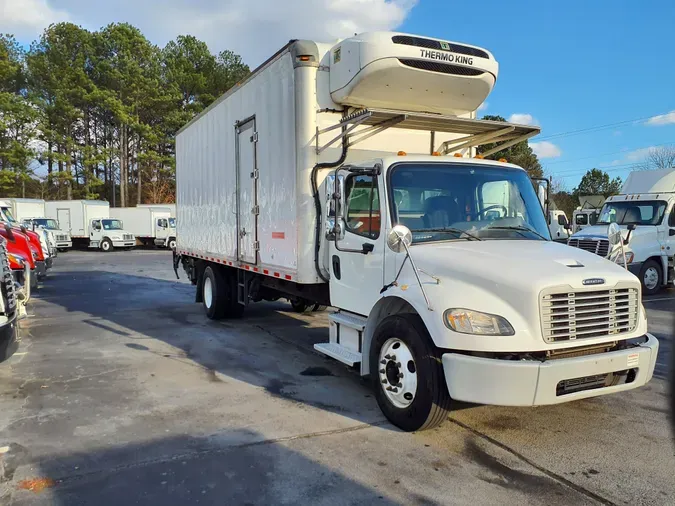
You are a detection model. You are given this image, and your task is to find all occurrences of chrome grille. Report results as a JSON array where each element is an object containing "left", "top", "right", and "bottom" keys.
[
  {"left": 540, "top": 284, "right": 639, "bottom": 343},
  {"left": 0, "top": 240, "right": 17, "bottom": 314},
  {"left": 123, "top": 234, "right": 134, "bottom": 241},
  {"left": 567, "top": 238, "right": 609, "bottom": 257},
  {"left": 56, "top": 234, "right": 68, "bottom": 241}
]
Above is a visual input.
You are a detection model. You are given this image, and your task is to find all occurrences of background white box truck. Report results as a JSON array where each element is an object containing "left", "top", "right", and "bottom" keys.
[
  {"left": 174, "top": 32, "right": 658, "bottom": 431},
  {"left": 45, "top": 200, "right": 136, "bottom": 251},
  {"left": 135, "top": 204, "right": 176, "bottom": 249},
  {"left": 568, "top": 168, "right": 675, "bottom": 294},
  {"left": 110, "top": 206, "right": 173, "bottom": 248}
]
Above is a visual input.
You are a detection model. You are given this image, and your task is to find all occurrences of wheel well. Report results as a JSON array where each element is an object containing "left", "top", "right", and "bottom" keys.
[{"left": 361, "top": 296, "right": 419, "bottom": 376}]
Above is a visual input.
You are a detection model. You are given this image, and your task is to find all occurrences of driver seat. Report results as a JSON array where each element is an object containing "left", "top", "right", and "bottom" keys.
[{"left": 423, "top": 196, "right": 460, "bottom": 228}]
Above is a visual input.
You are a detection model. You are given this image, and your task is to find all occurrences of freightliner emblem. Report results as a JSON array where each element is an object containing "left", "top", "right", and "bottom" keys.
[{"left": 582, "top": 278, "right": 606, "bottom": 286}]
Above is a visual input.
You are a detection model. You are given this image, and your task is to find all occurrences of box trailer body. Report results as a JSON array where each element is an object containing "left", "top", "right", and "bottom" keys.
[
  {"left": 175, "top": 32, "right": 658, "bottom": 432},
  {"left": 568, "top": 168, "right": 675, "bottom": 293},
  {"left": 2, "top": 198, "right": 45, "bottom": 222},
  {"left": 110, "top": 207, "right": 171, "bottom": 244},
  {"left": 45, "top": 200, "right": 135, "bottom": 250}
]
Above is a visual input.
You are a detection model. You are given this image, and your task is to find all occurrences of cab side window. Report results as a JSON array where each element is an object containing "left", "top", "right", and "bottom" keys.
[
  {"left": 557, "top": 214, "right": 568, "bottom": 226},
  {"left": 669, "top": 206, "right": 675, "bottom": 227},
  {"left": 92, "top": 220, "right": 101, "bottom": 231},
  {"left": 344, "top": 174, "right": 380, "bottom": 239}
]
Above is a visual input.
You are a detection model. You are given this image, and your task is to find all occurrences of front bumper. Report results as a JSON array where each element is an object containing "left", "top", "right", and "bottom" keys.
[
  {"left": 0, "top": 313, "right": 19, "bottom": 362},
  {"left": 56, "top": 241, "right": 72, "bottom": 249},
  {"left": 112, "top": 241, "right": 135, "bottom": 248},
  {"left": 36, "top": 260, "right": 47, "bottom": 279},
  {"left": 442, "top": 334, "right": 659, "bottom": 406}
]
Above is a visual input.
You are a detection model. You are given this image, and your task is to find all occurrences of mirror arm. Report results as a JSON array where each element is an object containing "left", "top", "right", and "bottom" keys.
[{"left": 401, "top": 240, "right": 434, "bottom": 311}]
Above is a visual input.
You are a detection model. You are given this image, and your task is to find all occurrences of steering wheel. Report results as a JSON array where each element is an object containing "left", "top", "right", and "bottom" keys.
[{"left": 474, "top": 205, "right": 508, "bottom": 220}]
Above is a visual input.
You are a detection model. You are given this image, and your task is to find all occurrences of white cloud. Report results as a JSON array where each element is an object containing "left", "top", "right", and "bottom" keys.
[
  {"left": 611, "top": 146, "right": 655, "bottom": 165},
  {"left": 530, "top": 141, "right": 561, "bottom": 159},
  {"left": 477, "top": 102, "right": 488, "bottom": 112},
  {"left": 0, "top": 0, "right": 69, "bottom": 38},
  {"left": 645, "top": 110, "right": 675, "bottom": 126},
  {"left": 11, "top": 0, "right": 416, "bottom": 66},
  {"left": 508, "top": 113, "right": 539, "bottom": 126}
]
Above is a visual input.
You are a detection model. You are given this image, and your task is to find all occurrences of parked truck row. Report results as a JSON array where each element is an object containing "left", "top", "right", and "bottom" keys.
[{"left": 173, "top": 31, "right": 658, "bottom": 431}]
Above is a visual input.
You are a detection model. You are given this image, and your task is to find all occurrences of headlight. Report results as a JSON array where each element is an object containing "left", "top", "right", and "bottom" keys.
[
  {"left": 611, "top": 250, "right": 634, "bottom": 264},
  {"left": 8, "top": 253, "right": 25, "bottom": 266},
  {"left": 444, "top": 308, "right": 515, "bottom": 336}
]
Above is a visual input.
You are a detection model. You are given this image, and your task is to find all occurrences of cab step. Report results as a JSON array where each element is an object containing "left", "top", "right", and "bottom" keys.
[{"left": 313, "top": 311, "right": 367, "bottom": 367}]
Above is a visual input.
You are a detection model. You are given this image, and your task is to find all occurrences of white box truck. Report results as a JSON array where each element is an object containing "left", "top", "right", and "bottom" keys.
[
  {"left": 110, "top": 206, "right": 173, "bottom": 248},
  {"left": 173, "top": 32, "right": 658, "bottom": 431},
  {"left": 568, "top": 168, "right": 675, "bottom": 294},
  {"left": 45, "top": 200, "right": 136, "bottom": 251},
  {"left": 135, "top": 204, "right": 176, "bottom": 249},
  {"left": 0, "top": 198, "right": 73, "bottom": 252}
]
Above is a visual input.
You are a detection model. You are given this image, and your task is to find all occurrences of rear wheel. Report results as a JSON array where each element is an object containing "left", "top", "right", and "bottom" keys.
[
  {"left": 290, "top": 298, "right": 312, "bottom": 313},
  {"left": 370, "top": 314, "right": 451, "bottom": 432},
  {"left": 639, "top": 260, "right": 662, "bottom": 295},
  {"left": 202, "top": 265, "right": 244, "bottom": 320},
  {"left": 312, "top": 304, "right": 327, "bottom": 312},
  {"left": 100, "top": 239, "right": 112, "bottom": 252}
]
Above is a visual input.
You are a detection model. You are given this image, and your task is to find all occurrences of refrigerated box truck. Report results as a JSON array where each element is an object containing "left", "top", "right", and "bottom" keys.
[
  {"left": 110, "top": 206, "right": 173, "bottom": 248},
  {"left": 45, "top": 200, "right": 136, "bottom": 251},
  {"left": 135, "top": 204, "right": 176, "bottom": 248},
  {"left": 174, "top": 31, "right": 658, "bottom": 431}
]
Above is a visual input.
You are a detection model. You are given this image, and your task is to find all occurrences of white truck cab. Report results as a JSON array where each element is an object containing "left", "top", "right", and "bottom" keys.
[
  {"left": 548, "top": 209, "right": 571, "bottom": 242},
  {"left": 23, "top": 218, "right": 72, "bottom": 251},
  {"left": 568, "top": 168, "right": 675, "bottom": 294},
  {"left": 89, "top": 218, "right": 135, "bottom": 251},
  {"left": 155, "top": 216, "right": 176, "bottom": 249},
  {"left": 174, "top": 32, "right": 658, "bottom": 432}
]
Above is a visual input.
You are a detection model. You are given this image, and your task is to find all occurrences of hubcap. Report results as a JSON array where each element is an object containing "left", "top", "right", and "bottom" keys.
[
  {"left": 378, "top": 338, "right": 417, "bottom": 408},
  {"left": 204, "top": 276, "right": 213, "bottom": 309},
  {"left": 169, "top": 240, "right": 176, "bottom": 250},
  {"left": 102, "top": 242, "right": 110, "bottom": 251},
  {"left": 644, "top": 267, "right": 659, "bottom": 290}
]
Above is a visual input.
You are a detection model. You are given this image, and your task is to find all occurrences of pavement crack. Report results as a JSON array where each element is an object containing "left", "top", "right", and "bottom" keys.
[{"left": 448, "top": 417, "right": 617, "bottom": 506}]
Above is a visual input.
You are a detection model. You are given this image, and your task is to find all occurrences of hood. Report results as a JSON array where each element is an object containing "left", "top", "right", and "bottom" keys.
[
  {"left": 411, "top": 240, "right": 636, "bottom": 296},
  {"left": 571, "top": 224, "right": 659, "bottom": 244},
  {"left": 0, "top": 229, "right": 36, "bottom": 269}
]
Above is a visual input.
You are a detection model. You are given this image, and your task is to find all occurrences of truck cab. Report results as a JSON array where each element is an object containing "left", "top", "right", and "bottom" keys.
[
  {"left": 548, "top": 210, "right": 571, "bottom": 242},
  {"left": 89, "top": 219, "right": 136, "bottom": 251},
  {"left": 23, "top": 217, "right": 72, "bottom": 251},
  {"left": 155, "top": 217, "right": 176, "bottom": 249}
]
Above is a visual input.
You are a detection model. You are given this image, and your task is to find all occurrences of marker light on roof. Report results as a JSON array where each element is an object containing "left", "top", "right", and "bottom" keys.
[{"left": 397, "top": 151, "right": 407, "bottom": 156}]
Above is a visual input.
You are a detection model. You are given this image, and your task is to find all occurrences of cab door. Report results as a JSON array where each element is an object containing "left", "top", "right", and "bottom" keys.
[
  {"left": 666, "top": 202, "right": 675, "bottom": 257},
  {"left": 328, "top": 165, "right": 385, "bottom": 316}
]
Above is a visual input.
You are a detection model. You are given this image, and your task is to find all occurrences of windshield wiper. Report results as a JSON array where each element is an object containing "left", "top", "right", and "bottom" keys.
[
  {"left": 486, "top": 225, "right": 548, "bottom": 241},
  {"left": 415, "top": 227, "right": 483, "bottom": 241}
]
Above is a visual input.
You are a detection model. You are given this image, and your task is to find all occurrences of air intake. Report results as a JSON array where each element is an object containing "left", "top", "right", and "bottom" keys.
[
  {"left": 398, "top": 59, "right": 485, "bottom": 76},
  {"left": 392, "top": 35, "right": 489, "bottom": 59}
]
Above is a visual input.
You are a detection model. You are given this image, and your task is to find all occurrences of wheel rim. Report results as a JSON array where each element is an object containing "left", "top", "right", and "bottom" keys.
[
  {"left": 378, "top": 338, "right": 418, "bottom": 409},
  {"left": 204, "top": 276, "right": 213, "bottom": 309},
  {"left": 169, "top": 240, "right": 176, "bottom": 250},
  {"left": 102, "top": 242, "right": 110, "bottom": 251},
  {"left": 644, "top": 267, "right": 659, "bottom": 290}
]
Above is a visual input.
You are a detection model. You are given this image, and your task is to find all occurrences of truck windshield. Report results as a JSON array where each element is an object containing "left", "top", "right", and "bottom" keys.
[
  {"left": 169, "top": 218, "right": 176, "bottom": 228},
  {"left": 102, "top": 219, "right": 123, "bottom": 230},
  {"left": 597, "top": 200, "right": 667, "bottom": 226},
  {"left": 389, "top": 163, "right": 550, "bottom": 243},
  {"left": 33, "top": 219, "right": 59, "bottom": 230}
]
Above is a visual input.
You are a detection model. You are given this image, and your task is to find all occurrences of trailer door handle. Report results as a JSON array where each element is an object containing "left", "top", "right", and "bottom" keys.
[{"left": 332, "top": 255, "right": 341, "bottom": 280}]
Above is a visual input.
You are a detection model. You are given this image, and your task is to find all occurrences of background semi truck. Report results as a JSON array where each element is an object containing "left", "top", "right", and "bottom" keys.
[
  {"left": 110, "top": 206, "right": 172, "bottom": 248},
  {"left": 45, "top": 200, "right": 136, "bottom": 251},
  {"left": 568, "top": 168, "right": 675, "bottom": 294},
  {"left": 173, "top": 32, "right": 658, "bottom": 431}
]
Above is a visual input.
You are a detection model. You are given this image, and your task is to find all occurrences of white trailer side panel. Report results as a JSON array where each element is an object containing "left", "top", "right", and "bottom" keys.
[
  {"left": 9, "top": 199, "right": 45, "bottom": 221},
  {"left": 110, "top": 207, "right": 168, "bottom": 237},
  {"left": 45, "top": 200, "right": 109, "bottom": 238},
  {"left": 176, "top": 51, "right": 298, "bottom": 272}
]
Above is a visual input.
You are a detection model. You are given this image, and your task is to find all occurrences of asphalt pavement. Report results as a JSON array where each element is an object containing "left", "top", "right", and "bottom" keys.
[{"left": 0, "top": 250, "right": 673, "bottom": 505}]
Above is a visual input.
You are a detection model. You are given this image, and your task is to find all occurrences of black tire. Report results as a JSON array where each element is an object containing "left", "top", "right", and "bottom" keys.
[
  {"left": 639, "top": 260, "right": 662, "bottom": 296},
  {"left": 370, "top": 314, "right": 451, "bottom": 432},
  {"left": 100, "top": 238, "right": 113, "bottom": 252},
  {"left": 290, "top": 298, "right": 311, "bottom": 313},
  {"left": 168, "top": 238, "right": 177, "bottom": 250},
  {"left": 202, "top": 265, "right": 244, "bottom": 320},
  {"left": 312, "top": 304, "right": 327, "bottom": 312}
]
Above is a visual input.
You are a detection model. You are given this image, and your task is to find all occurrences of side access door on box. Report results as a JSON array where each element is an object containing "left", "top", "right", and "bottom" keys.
[
  {"left": 235, "top": 117, "right": 259, "bottom": 265},
  {"left": 57, "top": 208, "right": 72, "bottom": 236}
]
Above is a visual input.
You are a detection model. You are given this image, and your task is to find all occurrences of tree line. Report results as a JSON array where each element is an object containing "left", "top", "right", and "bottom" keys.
[{"left": 0, "top": 23, "right": 250, "bottom": 205}]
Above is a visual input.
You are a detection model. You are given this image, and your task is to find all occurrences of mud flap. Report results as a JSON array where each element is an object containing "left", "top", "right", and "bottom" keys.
[{"left": 172, "top": 250, "right": 180, "bottom": 280}]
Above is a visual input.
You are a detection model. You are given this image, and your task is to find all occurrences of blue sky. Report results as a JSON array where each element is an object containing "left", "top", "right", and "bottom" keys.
[
  {"left": 400, "top": 0, "right": 675, "bottom": 189},
  {"left": 3, "top": 0, "right": 674, "bottom": 189}
]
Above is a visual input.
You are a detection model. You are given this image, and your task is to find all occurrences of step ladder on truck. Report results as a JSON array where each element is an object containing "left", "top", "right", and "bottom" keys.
[{"left": 172, "top": 31, "right": 659, "bottom": 432}]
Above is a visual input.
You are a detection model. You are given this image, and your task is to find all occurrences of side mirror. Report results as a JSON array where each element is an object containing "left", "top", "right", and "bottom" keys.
[
  {"left": 607, "top": 222, "right": 622, "bottom": 247},
  {"left": 627, "top": 223, "right": 636, "bottom": 231},
  {"left": 386, "top": 225, "right": 413, "bottom": 253},
  {"left": 325, "top": 173, "right": 345, "bottom": 241}
]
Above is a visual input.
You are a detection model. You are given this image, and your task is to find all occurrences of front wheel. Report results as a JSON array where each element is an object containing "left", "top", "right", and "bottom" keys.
[
  {"left": 168, "top": 238, "right": 177, "bottom": 250},
  {"left": 370, "top": 314, "right": 451, "bottom": 432},
  {"left": 639, "top": 260, "right": 662, "bottom": 295},
  {"left": 100, "top": 239, "right": 113, "bottom": 252}
]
